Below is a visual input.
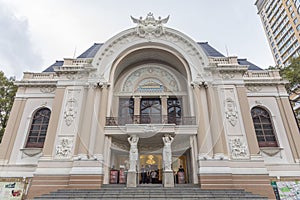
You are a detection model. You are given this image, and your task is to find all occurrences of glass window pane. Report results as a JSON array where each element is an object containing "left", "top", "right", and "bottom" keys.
[
  {"left": 251, "top": 107, "right": 277, "bottom": 147},
  {"left": 26, "top": 108, "right": 51, "bottom": 148},
  {"left": 266, "top": 136, "right": 276, "bottom": 141},
  {"left": 28, "top": 137, "right": 37, "bottom": 143}
]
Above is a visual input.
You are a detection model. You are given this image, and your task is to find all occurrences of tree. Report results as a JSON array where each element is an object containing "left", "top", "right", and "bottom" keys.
[
  {"left": 0, "top": 71, "right": 17, "bottom": 142},
  {"left": 267, "top": 56, "right": 300, "bottom": 92},
  {"left": 280, "top": 56, "right": 300, "bottom": 92}
]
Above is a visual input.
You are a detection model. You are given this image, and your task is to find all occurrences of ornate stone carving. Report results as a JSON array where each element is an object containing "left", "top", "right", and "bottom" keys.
[
  {"left": 225, "top": 97, "right": 238, "bottom": 126},
  {"left": 255, "top": 100, "right": 263, "bottom": 105},
  {"left": 128, "top": 135, "right": 139, "bottom": 172},
  {"left": 123, "top": 66, "right": 179, "bottom": 92},
  {"left": 40, "top": 87, "right": 55, "bottom": 93},
  {"left": 55, "top": 137, "right": 73, "bottom": 159},
  {"left": 131, "top": 12, "right": 169, "bottom": 38},
  {"left": 64, "top": 98, "right": 78, "bottom": 126},
  {"left": 219, "top": 72, "right": 235, "bottom": 80},
  {"left": 162, "top": 134, "right": 174, "bottom": 171},
  {"left": 143, "top": 124, "right": 158, "bottom": 134},
  {"left": 246, "top": 85, "right": 262, "bottom": 92},
  {"left": 66, "top": 73, "right": 84, "bottom": 80},
  {"left": 229, "top": 137, "right": 248, "bottom": 159}
]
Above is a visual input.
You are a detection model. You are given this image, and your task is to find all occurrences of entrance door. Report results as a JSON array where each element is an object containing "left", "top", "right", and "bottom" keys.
[
  {"left": 139, "top": 154, "right": 162, "bottom": 184},
  {"left": 140, "top": 98, "right": 161, "bottom": 124}
]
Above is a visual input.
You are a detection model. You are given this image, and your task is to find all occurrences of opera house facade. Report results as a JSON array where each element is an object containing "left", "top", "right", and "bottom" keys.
[{"left": 1, "top": 13, "right": 300, "bottom": 199}]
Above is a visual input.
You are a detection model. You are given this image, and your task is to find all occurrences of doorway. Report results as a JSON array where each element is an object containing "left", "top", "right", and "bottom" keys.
[{"left": 139, "top": 154, "right": 162, "bottom": 184}]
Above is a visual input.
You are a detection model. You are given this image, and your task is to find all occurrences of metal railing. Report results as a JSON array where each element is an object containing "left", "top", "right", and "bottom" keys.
[{"left": 106, "top": 115, "right": 196, "bottom": 126}]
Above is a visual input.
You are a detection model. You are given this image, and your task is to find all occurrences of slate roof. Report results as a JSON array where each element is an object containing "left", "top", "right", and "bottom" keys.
[
  {"left": 77, "top": 43, "right": 103, "bottom": 58},
  {"left": 238, "top": 58, "right": 263, "bottom": 70},
  {"left": 198, "top": 42, "right": 225, "bottom": 57},
  {"left": 43, "top": 60, "right": 64, "bottom": 72},
  {"left": 42, "top": 42, "right": 263, "bottom": 72}
]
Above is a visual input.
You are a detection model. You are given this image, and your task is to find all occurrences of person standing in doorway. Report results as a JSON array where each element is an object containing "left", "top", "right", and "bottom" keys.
[{"left": 141, "top": 165, "right": 146, "bottom": 184}]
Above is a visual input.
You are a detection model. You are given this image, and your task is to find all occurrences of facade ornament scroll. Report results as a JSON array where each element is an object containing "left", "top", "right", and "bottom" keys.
[
  {"left": 225, "top": 97, "right": 238, "bottom": 126},
  {"left": 55, "top": 137, "right": 73, "bottom": 159},
  {"left": 40, "top": 87, "right": 55, "bottom": 93},
  {"left": 246, "top": 85, "right": 262, "bottom": 92},
  {"left": 66, "top": 73, "right": 84, "bottom": 80},
  {"left": 123, "top": 66, "right": 179, "bottom": 92},
  {"left": 131, "top": 12, "right": 169, "bottom": 38},
  {"left": 64, "top": 98, "right": 78, "bottom": 126},
  {"left": 219, "top": 72, "right": 235, "bottom": 80},
  {"left": 229, "top": 137, "right": 248, "bottom": 159}
]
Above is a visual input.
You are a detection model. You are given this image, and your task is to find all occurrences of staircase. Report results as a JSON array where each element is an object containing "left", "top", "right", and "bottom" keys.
[{"left": 33, "top": 184, "right": 268, "bottom": 199}]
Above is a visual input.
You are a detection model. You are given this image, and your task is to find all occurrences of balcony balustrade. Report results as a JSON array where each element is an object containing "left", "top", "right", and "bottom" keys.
[{"left": 106, "top": 115, "right": 196, "bottom": 126}]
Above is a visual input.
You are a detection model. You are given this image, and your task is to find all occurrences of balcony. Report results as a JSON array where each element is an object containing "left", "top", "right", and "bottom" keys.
[{"left": 106, "top": 115, "right": 196, "bottom": 126}]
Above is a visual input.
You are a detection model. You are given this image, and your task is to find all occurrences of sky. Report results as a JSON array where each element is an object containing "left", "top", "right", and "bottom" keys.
[{"left": 0, "top": 0, "right": 275, "bottom": 80}]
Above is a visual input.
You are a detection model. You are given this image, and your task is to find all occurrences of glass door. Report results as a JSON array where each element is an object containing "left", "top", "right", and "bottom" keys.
[{"left": 140, "top": 98, "right": 161, "bottom": 124}]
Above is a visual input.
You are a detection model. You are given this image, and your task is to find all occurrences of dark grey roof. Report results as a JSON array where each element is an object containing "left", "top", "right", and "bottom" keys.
[
  {"left": 77, "top": 43, "right": 103, "bottom": 58},
  {"left": 238, "top": 58, "right": 263, "bottom": 70},
  {"left": 43, "top": 60, "right": 64, "bottom": 72},
  {"left": 198, "top": 42, "right": 225, "bottom": 57},
  {"left": 42, "top": 42, "right": 263, "bottom": 73}
]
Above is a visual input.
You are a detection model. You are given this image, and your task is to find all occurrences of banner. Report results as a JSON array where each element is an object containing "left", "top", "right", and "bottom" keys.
[
  {"left": 0, "top": 178, "right": 26, "bottom": 200},
  {"left": 275, "top": 181, "right": 300, "bottom": 199}
]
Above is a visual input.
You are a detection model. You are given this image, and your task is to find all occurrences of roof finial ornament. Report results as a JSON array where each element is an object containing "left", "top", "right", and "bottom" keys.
[{"left": 131, "top": 12, "right": 169, "bottom": 38}]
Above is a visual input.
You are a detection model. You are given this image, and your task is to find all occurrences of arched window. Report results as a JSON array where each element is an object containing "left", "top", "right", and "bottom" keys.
[
  {"left": 25, "top": 108, "right": 51, "bottom": 148},
  {"left": 251, "top": 107, "right": 278, "bottom": 147}
]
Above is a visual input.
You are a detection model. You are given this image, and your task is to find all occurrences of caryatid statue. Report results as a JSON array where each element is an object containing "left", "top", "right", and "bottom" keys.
[
  {"left": 128, "top": 135, "right": 139, "bottom": 172},
  {"left": 162, "top": 134, "right": 174, "bottom": 171}
]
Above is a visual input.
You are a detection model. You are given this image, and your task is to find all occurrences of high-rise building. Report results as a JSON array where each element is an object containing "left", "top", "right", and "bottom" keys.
[{"left": 255, "top": 0, "right": 300, "bottom": 67}]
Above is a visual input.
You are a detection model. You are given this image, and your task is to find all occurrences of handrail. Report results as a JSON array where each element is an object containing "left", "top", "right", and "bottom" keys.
[{"left": 106, "top": 115, "right": 196, "bottom": 126}]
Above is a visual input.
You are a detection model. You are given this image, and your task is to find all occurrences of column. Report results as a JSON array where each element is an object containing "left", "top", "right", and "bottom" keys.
[
  {"left": 127, "top": 135, "right": 139, "bottom": 187},
  {"left": 161, "top": 95, "right": 168, "bottom": 123},
  {"left": 133, "top": 96, "right": 141, "bottom": 124},
  {"left": 162, "top": 134, "right": 174, "bottom": 187}
]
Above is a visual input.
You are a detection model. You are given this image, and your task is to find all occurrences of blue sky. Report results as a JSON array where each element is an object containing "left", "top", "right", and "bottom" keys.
[{"left": 0, "top": 0, "right": 274, "bottom": 79}]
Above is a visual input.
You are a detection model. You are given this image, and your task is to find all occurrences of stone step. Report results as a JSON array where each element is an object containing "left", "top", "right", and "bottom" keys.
[{"left": 34, "top": 185, "right": 268, "bottom": 200}]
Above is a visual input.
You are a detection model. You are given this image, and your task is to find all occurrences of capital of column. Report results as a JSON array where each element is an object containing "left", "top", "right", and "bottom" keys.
[
  {"left": 191, "top": 81, "right": 208, "bottom": 89},
  {"left": 94, "top": 81, "right": 110, "bottom": 89}
]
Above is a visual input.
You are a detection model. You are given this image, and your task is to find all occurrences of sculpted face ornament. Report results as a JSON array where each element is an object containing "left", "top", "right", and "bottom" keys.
[{"left": 131, "top": 12, "right": 169, "bottom": 38}]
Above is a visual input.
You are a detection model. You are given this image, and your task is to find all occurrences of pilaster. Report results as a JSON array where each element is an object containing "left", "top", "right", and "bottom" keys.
[
  {"left": 192, "top": 83, "right": 213, "bottom": 159},
  {"left": 42, "top": 88, "right": 65, "bottom": 157},
  {"left": 207, "top": 86, "right": 227, "bottom": 158},
  {"left": 77, "top": 85, "right": 95, "bottom": 158},
  {"left": 0, "top": 98, "right": 26, "bottom": 161},
  {"left": 276, "top": 96, "right": 300, "bottom": 162},
  {"left": 236, "top": 86, "right": 260, "bottom": 157},
  {"left": 94, "top": 84, "right": 109, "bottom": 155}
]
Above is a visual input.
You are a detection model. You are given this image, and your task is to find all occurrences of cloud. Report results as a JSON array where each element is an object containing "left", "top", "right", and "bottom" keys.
[{"left": 0, "top": 1, "right": 43, "bottom": 79}]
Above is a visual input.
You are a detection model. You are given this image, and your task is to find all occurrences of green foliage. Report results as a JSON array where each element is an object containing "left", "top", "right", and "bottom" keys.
[
  {"left": 280, "top": 56, "right": 300, "bottom": 91},
  {"left": 268, "top": 57, "right": 300, "bottom": 92},
  {"left": 0, "top": 71, "right": 17, "bottom": 142}
]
